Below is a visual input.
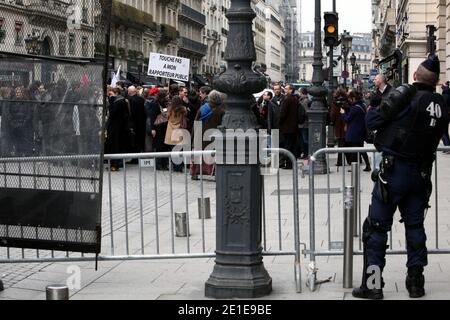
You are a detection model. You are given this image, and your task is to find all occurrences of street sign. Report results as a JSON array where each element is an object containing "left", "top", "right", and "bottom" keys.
[
  {"left": 370, "top": 69, "right": 379, "bottom": 76},
  {"left": 148, "top": 52, "right": 190, "bottom": 82},
  {"left": 341, "top": 70, "right": 349, "bottom": 79},
  {"left": 140, "top": 159, "right": 155, "bottom": 168},
  {"left": 333, "top": 45, "right": 342, "bottom": 77}
]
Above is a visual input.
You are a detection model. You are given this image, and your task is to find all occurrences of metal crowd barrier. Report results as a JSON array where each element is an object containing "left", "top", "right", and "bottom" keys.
[
  {"left": 306, "top": 146, "right": 450, "bottom": 291},
  {"left": 0, "top": 149, "right": 302, "bottom": 293}
]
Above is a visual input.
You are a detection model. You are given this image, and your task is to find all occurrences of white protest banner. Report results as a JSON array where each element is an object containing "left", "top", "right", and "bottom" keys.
[
  {"left": 111, "top": 65, "right": 121, "bottom": 88},
  {"left": 148, "top": 53, "right": 190, "bottom": 82}
]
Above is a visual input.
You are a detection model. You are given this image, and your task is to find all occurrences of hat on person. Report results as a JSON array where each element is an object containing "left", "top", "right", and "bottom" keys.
[
  {"left": 420, "top": 54, "right": 440, "bottom": 74},
  {"left": 148, "top": 87, "right": 160, "bottom": 97}
]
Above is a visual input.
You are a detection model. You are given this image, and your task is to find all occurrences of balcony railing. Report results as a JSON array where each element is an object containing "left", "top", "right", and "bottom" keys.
[
  {"left": 180, "top": 4, "right": 206, "bottom": 26},
  {"left": 158, "top": 24, "right": 178, "bottom": 44},
  {"left": 106, "top": 0, "right": 157, "bottom": 31},
  {"left": 179, "top": 37, "right": 207, "bottom": 56},
  {"left": 27, "top": 0, "right": 70, "bottom": 21}
]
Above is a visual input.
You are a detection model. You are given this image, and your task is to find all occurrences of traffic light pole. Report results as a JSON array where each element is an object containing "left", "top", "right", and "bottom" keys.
[
  {"left": 327, "top": 1, "right": 337, "bottom": 147},
  {"left": 308, "top": 0, "right": 328, "bottom": 174}
]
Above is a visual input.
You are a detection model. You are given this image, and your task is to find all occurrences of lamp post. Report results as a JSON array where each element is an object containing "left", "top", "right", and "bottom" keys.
[
  {"left": 307, "top": 0, "right": 328, "bottom": 173},
  {"left": 341, "top": 30, "right": 353, "bottom": 90},
  {"left": 355, "top": 64, "right": 361, "bottom": 90},
  {"left": 350, "top": 52, "right": 356, "bottom": 88},
  {"left": 205, "top": 0, "right": 272, "bottom": 298}
]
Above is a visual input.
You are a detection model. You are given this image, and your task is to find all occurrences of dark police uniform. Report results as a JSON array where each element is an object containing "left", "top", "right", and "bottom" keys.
[{"left": 353, "top": 55, "right": 449, "bottom": 300}]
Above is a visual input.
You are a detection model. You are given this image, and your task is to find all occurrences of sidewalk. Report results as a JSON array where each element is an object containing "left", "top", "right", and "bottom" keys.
[{"left": 2, "top": 151, "right": 450, "bottom": 300}]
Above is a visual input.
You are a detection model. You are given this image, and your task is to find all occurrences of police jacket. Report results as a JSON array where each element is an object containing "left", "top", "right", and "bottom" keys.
[{"left": 366, "top": 82, "right": 449, "bottom": 163}]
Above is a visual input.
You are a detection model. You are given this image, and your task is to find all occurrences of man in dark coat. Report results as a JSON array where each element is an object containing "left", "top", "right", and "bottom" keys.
[
  {"left": 271, "top": 84, "right": 285, "bottom": 107},
  {"left": 370, "top": 74, "right": 393, "bottom": 108},
  {"left": 260, "top": 91, "right": 280, "bottom": 132},
  {"left": 440, "top": 82, "right": 450, "bottom": 148},
  {"left": 0, "top": 87, "right": 36, "bottom": 157},
  {"left": 128, "top": 86, "right": 146, "bottom": 154},
  {"left": 105, "top": 87, "right": 129, "bottom": 171},
  {"left": 279, "top": 84, "right": 299, "bottom": 168}
]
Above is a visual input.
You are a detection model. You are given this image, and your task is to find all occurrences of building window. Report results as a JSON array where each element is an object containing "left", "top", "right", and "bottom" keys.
[
  {"left": 59, "top": 35, "right": 66, "bottom": 56},
  {"left": 82, "top": 36, "right": 88, "bottom": 56},
  {"left": 15, "top": 22, "right": 23, "bottom": 46},
  {"left": 68, "top": 33, "right": 75, "bottom": 54},
  {"left": 0, "top": 18, "right": 5, "bottom": 44}
]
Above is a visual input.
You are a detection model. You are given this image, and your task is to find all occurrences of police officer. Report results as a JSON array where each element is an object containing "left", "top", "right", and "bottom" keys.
[{"left": 353, "top": 55, "right": 449, "bottom": 299}]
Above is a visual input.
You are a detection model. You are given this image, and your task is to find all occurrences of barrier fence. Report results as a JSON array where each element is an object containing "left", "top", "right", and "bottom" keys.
[
  {"left": 0, "top": 149, "right": 302, "bottom": 293},
  {"left": 4, "top": 145, "right": 450, "bottom": 294},
  {"left": 306, "top": 146, "right": 450, "bottom": 291}
]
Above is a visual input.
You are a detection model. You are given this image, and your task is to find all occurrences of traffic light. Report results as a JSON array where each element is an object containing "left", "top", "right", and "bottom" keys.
[{"left": 324, "top": 12, "right": 339, "bottom": 47}]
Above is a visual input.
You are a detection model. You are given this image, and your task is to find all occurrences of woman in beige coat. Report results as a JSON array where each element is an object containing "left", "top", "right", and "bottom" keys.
[{"left": 165, "top": 96, "right": 187, "bottom": 171}]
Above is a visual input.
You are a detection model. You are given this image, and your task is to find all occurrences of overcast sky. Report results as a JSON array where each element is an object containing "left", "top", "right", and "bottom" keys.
[{"left": 301, "top": 0, "right": 372, "bottom": 34}]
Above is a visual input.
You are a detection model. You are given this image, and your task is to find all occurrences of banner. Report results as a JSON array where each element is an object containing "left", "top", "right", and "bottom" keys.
[{"left": 148, "top": 53, "right": 190, "bottom": 82}]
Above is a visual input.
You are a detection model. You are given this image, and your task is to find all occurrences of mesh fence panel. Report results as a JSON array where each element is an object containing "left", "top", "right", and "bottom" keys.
[{"left": 0, "top": 0, "right": 111, "bottom": 254}]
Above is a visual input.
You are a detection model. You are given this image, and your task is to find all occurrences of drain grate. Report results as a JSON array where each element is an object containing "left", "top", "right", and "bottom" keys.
[{"left": 271, "top": 188, "right": 341, "bottom": 195}]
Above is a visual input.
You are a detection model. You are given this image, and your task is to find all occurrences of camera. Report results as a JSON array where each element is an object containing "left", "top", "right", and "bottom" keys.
[{"left": 334, "top": 96, "right": 348, "bottom": 106}]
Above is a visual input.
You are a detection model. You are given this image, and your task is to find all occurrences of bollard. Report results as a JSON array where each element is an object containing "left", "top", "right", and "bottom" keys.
[
  {"left": 343, "top": 186, "right": 354, "bottom": 289},
  {"left": 198, "top": 198, "right": 211, "bottom": 219},
  {"left": 175, "top": 211, "right": 188, "bottom": 237},
  {"left": 351, "top": 162, "right": 359, "bottom": 237},
  {"left": 46, "top": 284, "right": 69, "bottom": 300}
]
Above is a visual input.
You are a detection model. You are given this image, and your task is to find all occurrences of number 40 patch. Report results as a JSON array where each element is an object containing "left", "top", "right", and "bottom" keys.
[{"left": 426, "top": 102, "right": 442, "bottom": 127}]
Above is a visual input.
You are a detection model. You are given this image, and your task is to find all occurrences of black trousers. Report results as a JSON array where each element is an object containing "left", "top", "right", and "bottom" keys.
[
  {"left": 281, "top": 133, "right": 298, "bottom": 168},
  {"left": 346, "top": 141, "right": 370, "bottom": 168}
]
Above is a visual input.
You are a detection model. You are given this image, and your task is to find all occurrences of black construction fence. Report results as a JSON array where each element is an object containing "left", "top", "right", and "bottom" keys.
[{"left": 0, "top": 0, "right": 113, "bottom": 254}]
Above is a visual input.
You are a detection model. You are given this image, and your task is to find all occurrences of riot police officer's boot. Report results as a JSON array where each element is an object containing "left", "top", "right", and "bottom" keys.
[
  {"left": 405, "top": 267, "right": 425, "bottom": 298},
  {"left": 353, "top": 214, "right": 384, "bottom": 300},
  {"left": 352, "top": 273, "right": 384, "bottom": 300}
]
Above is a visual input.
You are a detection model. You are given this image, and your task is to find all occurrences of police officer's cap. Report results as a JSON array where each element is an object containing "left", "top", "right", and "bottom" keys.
[{"left": 420, "top": 54, "right": 440, "bottom": 74}]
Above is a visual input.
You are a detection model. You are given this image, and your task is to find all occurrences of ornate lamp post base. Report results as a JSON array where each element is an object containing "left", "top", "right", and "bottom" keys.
[
  {"left": 205, "top": 160, "right": 272, "bottom": 299},
  {"left": 205, "top": 252, "right": 272, "bottom": 299},
  {"left": 204, "top": 0, "right": 272, "bottom": 299}
]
